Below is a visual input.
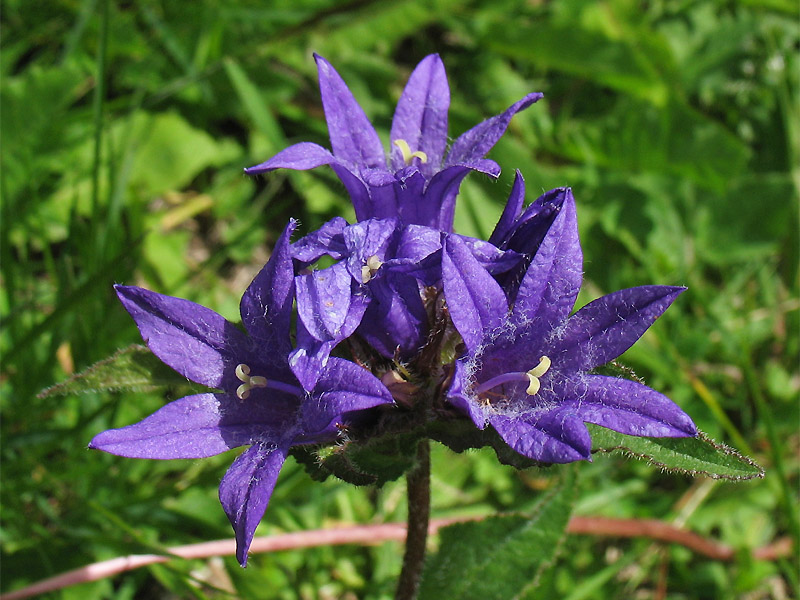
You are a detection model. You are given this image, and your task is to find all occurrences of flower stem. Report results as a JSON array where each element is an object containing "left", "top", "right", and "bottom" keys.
[{"left": 395, "top": 438, "right": 431, "bottom": 600}]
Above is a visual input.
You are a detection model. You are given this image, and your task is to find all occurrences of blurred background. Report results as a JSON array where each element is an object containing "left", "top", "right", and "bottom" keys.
[{"left": 2, "top": 0, "right": 797, "bottom": 598}]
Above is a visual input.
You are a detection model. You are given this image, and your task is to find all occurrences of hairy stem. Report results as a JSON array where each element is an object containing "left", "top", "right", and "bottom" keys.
[{"left": 395, "top": 438, "right": 431, "bottom": 600}]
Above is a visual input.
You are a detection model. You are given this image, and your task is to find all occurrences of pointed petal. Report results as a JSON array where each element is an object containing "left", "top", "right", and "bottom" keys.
[
  {"left": 488, "top": 170, "right": 525, "bottom": 246},
  {"left": 244, "top": 142, "right": 336, "bottom": 175},
  {"left": 556, "top": 286, "right": 687, "bottom": 371},
  {"left": 390, "top": 54, "right": 450, "bottom": 175},
  {"left": 240, "top": 220, "right": 297, "bottom": 354},
  {"left": 454, "top": 234, "right": 522, "bottom": 275},
  {"left": 419, "top": 165, "right": 471, "bottom": 231},
  {"left": 343, "top": 217, "right": 399, "bottom": 281},
  {"left": 315, "top": 54, "right": 386, "bottom": 170},
  {"left": 511, "top": 189, "right": 581, "bottom": 328},
  {"left": 220, "top": 441, "right": 290, "bottom": 566},
  {"left": 442, "top": 235, "right": 508, "bottom": 353},
  {"left": 291, "top": 217, "right": 349, "bottom": 266},
  {"left": 562, "top": 376, "right": 697, "bottom": 438},
  {"left": 490, "top": 411, "right": 591, "bottom": 464},
  {"left": 445, "top": 92, "right": 543, "bottom": 167},
  {"left": 115, "top": 285, "right": 248, "bottom": 389},
  {"left": 88, "top": 393, "right": 295, "bottom": 459},
  {"left": 302, "top": 357, "right": 394, "bottom": 433}
]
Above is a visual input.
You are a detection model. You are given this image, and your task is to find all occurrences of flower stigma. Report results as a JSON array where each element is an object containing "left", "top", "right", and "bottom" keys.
[
  {"left": 473, "top": 356, "right": 552, "bottom": 402},
  {"left": 235, "top": 363, "right": 268, "bottom": 400},
  {"left": 361, "top": 255, "right": 384, "bottom": 284},
  {"left": 393, "top": 139, "right": 428, "bottom": 166}
]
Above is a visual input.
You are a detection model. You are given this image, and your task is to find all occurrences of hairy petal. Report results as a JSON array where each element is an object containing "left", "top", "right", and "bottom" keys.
[
  {"left": 489, "top": 170, "right": 525, "bottom": 246},
  {"left": 115, "top": 285, "right": 248, "bottom": 389},
  {"left": 390, "top": 54, "right": 450, "bottom": 175},
  {"left": 88, "top": 393, "right": 294, "bottom": 459},
  {"left": 445, "top": 93, "right": 543, "bottom": 167},
  {"left": 219, "top": 441, "right": 290, "bottom": 567},
  {"left": 315, "top": 54, "right": 385, "bottom": 170},
  {"left": 446, "top": 359, "right": 489, "bottom": 429},
  {"left": 240, "top": 220, "right": 297, "bottom": 354},
  {"left": 561, "top": 375, "right": 697, "bottom": 438},
  {"left": 490, "top": 410, "right": 592, "bottom": 464},
  {"left": 442, "top": 235, "right": 507, "bottom": 353},
  {"left": 555, "top": 286, "right": 686, "bottom": 371},
  {"left": 511, "top": 189, "right": 581, "bottom": 329},
  {"left": 244, "top": 142, "right": 337, "bottom": 175}
]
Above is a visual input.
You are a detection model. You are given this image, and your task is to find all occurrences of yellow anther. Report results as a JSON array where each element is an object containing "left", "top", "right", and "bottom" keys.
[
  {"left": 361, "top": 255, "right": 383, "bottom": 283},
  {"left": 528, "top": 356, "right": 551, "bottom": 378},
  {"left": 524, "top": 356, "right": 551, "bottom": 396},
  {"left": 525, "top": 374, "right": 541, "bottom": 396},
  {"left": 234, "top": 363, "right": 268, "bottom": 400},
  {"left": 393, "top": 139, "right": 428, "bottom": 166}
]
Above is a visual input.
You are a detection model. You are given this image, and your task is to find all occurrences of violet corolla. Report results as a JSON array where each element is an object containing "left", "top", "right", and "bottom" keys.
[
  {"left": 442, "top": 191, "right": 697, "bottom": 464},
  {"left": 245, "top": 54, "right": 541, "bottom": 231},
  {"left": 89, "top": 221, "right": 394, "bottom": 566}
]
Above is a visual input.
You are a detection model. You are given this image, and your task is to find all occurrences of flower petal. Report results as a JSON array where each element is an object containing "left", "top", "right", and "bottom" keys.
[
  {"left": 302, "top": 357, "right": 394, "bottom": 433},
  {"left": 446, "top": 359, "right": 489, "bottom": 429},
  {"left": 488, "top": 170, "right": 525, "bottom": 246},
  {"left": 240, "top": 220, "right": 297, "bottom": 355},
  {"left": 244, "top": 142, "right": 337, "bottom": 175},
  {"left": 511, "top": 189, "right": 581, "bottom": 329},
  {"left": 291, "top": 217, "right": 349, "bottom": 266},
  {"left": 88, "top": 393, "right": 294, "bottom": 459},
  {"left": 295, "top": 262, "right": 358, "bottom": 342},
  {"left": 356, "top": 271, "right": 427, "bottom": 359},
  {"left": 115, "top": 285, "right": 248, "bottom": 389},
  {"left": 331, "top": 164, "right": 372, "bottom": 221},
  {"left": 420, "top": 165, "right": 471, "bottom": 231},
  {"left": 555, "top": 286, "right": 686, "bottom": 371},
  {"left": 390, "top": 54, "right": 450, "bottom": 175},
  {"left": 562, "top": 375, "right": 697, "bottom": 438},
  {"left": 490, "top": 411, "right": 592, "bottom": 464},
  {"left": 442, "top": 235, "right": 508, "bottom": 353},
  {"left": 219, "top": 441, "right": 290, "bottom": 567},
  {"left": 445, "top": 92, "right": 543, "bottom": 167},
  {"left": 315, "top": 54, "right": 386, "bottom": 170}
]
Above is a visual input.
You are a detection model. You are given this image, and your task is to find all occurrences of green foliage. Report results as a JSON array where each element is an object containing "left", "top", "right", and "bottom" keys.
[
  {"left": 2, "top": 0, "right": 797, "bottom": 598},
  {"left": 419, "top": 468, "right": 576, "bottom": 600},
  {"left": 590, "top": 426, "right": 764, "bottom": 481}
]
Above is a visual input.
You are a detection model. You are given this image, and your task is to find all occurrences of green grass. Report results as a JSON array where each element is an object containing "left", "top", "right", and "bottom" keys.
[{"left": 2, "top": 0, "right": 797, "bottom": 598}]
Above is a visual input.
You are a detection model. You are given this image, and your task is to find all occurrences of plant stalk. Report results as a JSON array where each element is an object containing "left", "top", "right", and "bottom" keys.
[{"left": 395, "top": 438, "right": 431, "bottom": 600}]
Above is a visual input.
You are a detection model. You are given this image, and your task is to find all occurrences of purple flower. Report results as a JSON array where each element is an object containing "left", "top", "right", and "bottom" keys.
[
  {"left": 442, "top": 192, "right": 697, "bottom": 464},
  {"left": 245, "top": 54, "right": 542, "bottom": 231},
  {"left": 89, "top": 221, "right": 393, "bottom": 566}
]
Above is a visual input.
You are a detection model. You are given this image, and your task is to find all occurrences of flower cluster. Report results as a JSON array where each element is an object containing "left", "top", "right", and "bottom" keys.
[{"left": 90, "top": 54, "right": 696, "bottom": 566}]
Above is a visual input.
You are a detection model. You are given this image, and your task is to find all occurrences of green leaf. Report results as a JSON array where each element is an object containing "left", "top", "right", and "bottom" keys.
[
  {"left": 418, "top": 468, "right": 576, "bottom": 600},
  {"left": 589, "top": 425, "right": 764, "bottom": 481},
  {"left": 38, "top": 344, "right": 206, "bottom": 398}
]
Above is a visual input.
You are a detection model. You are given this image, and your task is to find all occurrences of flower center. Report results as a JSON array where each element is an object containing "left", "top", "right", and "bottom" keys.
[
  {"left": 473, "top": 356, "right": 552, "bottom": 401},
  {"left": 234, "top": 363, "right": 306, "bottom": 399},
  {"left": 361, "top": 254, "right": 383, "bottom": 283},
  {"left": 235, "top": 363, "right": 268, "bottom": 399},
  {"left": 393, "top": 139, "right": 428, "bottom": 166}
]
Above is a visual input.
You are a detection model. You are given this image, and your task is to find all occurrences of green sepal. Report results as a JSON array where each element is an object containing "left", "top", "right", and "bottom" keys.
[
  {"left": 37, "top": 344, "right": 210, "bottom": 398},
  {"left": 589, "top": 425, "right": 764, "bottom": 480}
]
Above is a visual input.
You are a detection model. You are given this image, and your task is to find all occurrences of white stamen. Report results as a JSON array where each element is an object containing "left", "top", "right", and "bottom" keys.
[
  {"left": 234, "top": 363, "right": 268, "bottom": 399},
  {"left": 361, "top": 254, "right": 383, "bottom": 283}
]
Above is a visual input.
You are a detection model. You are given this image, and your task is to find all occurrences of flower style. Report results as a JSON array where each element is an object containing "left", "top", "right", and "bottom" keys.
[
  {"left": 89, "top": 221, "right": 394, "bottom": 566},
  {"left": 442, "top": 192, "right": 697, "bottom": 464},
  {"left": 245, "top": 54, "right": 542, "bottom": 231}
]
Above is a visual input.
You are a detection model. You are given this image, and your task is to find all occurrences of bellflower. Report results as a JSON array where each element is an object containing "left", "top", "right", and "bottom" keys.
[
  {"left": 442, "top": 192, "right": 697, "bottom": 464},
  {"left": 245, "top": 54, "right": 542, "bottom": 231},
  {"left": 89, "top": 221, "right": 394, "bottom": 566}
]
